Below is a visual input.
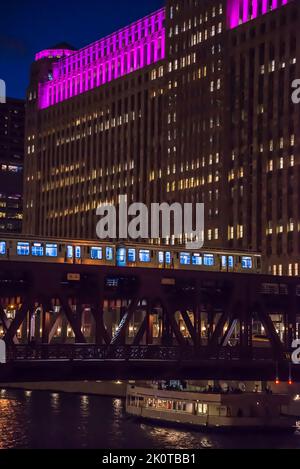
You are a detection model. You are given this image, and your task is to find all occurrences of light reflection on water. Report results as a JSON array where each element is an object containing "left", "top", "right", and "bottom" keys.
[
  {"left": 0, "top": 390, "right": 300, "bottom": 449},
  {"left": 0, "top": 398, "right": 29, "bottom": 449}
]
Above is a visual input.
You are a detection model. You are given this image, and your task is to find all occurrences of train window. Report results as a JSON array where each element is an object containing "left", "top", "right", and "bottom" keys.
[
  {"left": 222, "top": 256, "right": 227, "bottom": 268},
  {"left": 32, "top": 243, "right": 44, "bottom": 257},
  {"left": 75, "top": 247, "right": 81, "bottom": 259},
  {"left": 0, "top": 241, "right": 6, "bottom": 255},
  {"left": 106, "top": 247, "right": 114, "bottom": 261},
  {"left": 67, "top": 246, "right": 73, "bottom": 258},
  {"left": 242, "top": 257, "right": 253, "bottom": 269},
  {"left": 128, "top": 249, "right": 136, "bottom": 263},
  {"left": 46, "top": 244, "right": 58, "bottom": 257},
  {"left": 139, "top": 250, "right": 151, "bottom": 263},
  {"left": 91, "top": 247, "right": 102, "bottom": 260},
  {"left": 165, "top": 252, "right": 171, "bottom": 265},
  {"left": 228, "top": 256, "right": 234, "bottom": 268},
  {"left": 17, "top": 242, "right": 30, "bottom": 256},
  {"left": 203, "top": 254, "right": 215, "bottom": 266},
  {"left": 180, "top": 253, "right": 191, "bottom": 265},
  {"left": 192, "top": 254, "right": 202, "bottom": 266},
  {"left": 117, "top": 248, "right": 126, "bottom": 266},
  {"left": 158, "top": 251, "right": 164, "bottom": 264}
]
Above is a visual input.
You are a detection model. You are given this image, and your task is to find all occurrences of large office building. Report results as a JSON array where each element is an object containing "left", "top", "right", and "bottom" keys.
[
  {"left": 23, "top": 0, "right": 300, "bottom": 275},
  {"left": 0, "top": 98, "right": 24, "bottom": 233}
]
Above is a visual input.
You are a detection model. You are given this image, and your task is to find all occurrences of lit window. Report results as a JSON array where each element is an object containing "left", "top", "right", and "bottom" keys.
[
  {"left": 67, "top": 246, "right": 73, "bottom": 258},
  {"left": 242, "top": 257, "right": 252, "bottom": 269},
  {"left": 165, "top": 252, "right": 171, "bottom": 265},
  {"left": 0, "top": 241, "right": 6, "bottom": 255},
  {"left": 91, "top": 247, "right": 102, "bottom": 260},
  {"left": 128, "top": 249, "right": 136, "bottom": 263},
  {"left": 17, "top": 242, "right": 30, "bottom": 256},
  {"left": 106, "top": 247, "right": 114, "bottom": 261},
  {"left": 158, "top": 251, "right": 164, "bottom": 264},
  {"left": 139, "top": 250, "right": 151, "bottom": 263},
  {"left": 203, "top": 254, "right": 215, "bottom": 266},
  {"left": 32, "top": 243, "right": 44, "bottom": 257},
  {"left": 75, "top": 246, "right": 81, "bottom": 259},
  {"left": 180, "top": 253, "right": 191, "bottom": 265},
  {"left": 192, "top": 254, "right": 202, "bottom": 266},
  {"left": 46, "top": 244, "right": 58, "bottom": 257}
]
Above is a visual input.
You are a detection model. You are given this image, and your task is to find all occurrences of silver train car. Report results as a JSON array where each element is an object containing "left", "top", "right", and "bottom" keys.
[{"left": 0, "top": 236, "right": 262, "bottom": 274}]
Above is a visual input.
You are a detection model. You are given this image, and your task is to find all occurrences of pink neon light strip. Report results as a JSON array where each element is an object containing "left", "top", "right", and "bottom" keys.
[
  {"left": 38, "top": 8, "right": 165, "bottom": 110},
  {"left": 227, "top": 0, "right": 292, "bottom": 29}
]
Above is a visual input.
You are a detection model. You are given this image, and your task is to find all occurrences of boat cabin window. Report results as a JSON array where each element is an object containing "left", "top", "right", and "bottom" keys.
[
  {"left": 32, "top": 243, "right": 44, "bottom": 257},
  {"left": 46, "top": 244, "right": 58, "bottom": 257},
  {"left": 17, "top": 242, "right": 30, "bottom": 256},
  {"left": 242, "top": 256, "right": 252, "bottom": 269},
  {"left": 180, "top": 253, "right": 191, "bottom": 265},
  {"left": 139, "top": 250, "right": 151, "bottom": 263},
  {"left": 91, "top": 247, "right": 102, "bottom": 260},
  {"left": 0, "top": 241, "right": 6, "bottom": 255},
  {"left": 128, "top": 249, "right": 136, "bottom": 263}
]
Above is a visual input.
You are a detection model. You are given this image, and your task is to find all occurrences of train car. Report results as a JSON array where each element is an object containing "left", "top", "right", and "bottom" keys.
[{"left": 0, "top": 235, "right": 262, "bottom": 275}]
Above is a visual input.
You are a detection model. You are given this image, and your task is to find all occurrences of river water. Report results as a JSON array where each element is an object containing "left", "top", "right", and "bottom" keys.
[{"left": 0, "top": 389, "right": 300, "bottom": 449}]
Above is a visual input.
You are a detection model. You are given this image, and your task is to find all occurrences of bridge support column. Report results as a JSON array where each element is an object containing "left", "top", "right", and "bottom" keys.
[
  {"left": 4, "top": 299, "right": 34, "bottom": 346},
  {"left": 91, "top": 304, "right": 110, "bottom": 345},
  {"left": 59, "top": 297, "right": 86, "bottom": 344},
  {"left": 240, "top": 304, "right": 252, "bottom": 359}
]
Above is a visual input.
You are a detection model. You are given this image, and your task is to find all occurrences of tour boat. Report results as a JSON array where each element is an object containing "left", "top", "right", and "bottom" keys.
[{"left": 126, "top": 384, "right": 296, "bottom": 431}]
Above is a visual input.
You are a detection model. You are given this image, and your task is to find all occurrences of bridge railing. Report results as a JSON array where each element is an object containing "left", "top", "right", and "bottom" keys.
[{"left": 6, "top": 344, "right": 283, "bottom": 362}]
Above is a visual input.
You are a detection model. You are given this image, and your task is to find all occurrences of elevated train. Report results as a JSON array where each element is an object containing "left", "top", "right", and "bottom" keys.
[{"left": 0, "top": 235, "right": 262, "bottom": 274}]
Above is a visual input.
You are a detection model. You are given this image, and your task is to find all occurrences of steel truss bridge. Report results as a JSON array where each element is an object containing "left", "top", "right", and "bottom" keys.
[{"left": 0, "top": 259, "right": 300, "bottom": 382}]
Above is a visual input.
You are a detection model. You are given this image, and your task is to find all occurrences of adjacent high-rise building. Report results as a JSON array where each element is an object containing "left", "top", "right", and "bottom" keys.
[
  {"left": 23, "top": 0, "right": 300, "bottom": 275},
  {"left": 226, "top": 0, "right": 300, "bottom": 277},
  {"left": 0, "top": 97, "right": 24, "bottom": 233}
]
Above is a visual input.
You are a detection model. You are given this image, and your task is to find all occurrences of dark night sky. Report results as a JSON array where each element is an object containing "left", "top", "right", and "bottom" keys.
[{"left": 0, "top": 0, "right": 164, "bottom": 99}]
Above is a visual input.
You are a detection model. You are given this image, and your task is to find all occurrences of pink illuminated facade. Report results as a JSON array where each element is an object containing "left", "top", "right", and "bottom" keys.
[
  {"left": 35, "top": 49, "right": 75, "bottom": 62},
  {"left": 227, "top": 0, "right": 292, "bottom": 28},
  {"left": 38, "top": 8, "right": 165, "bottom": 109}
]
